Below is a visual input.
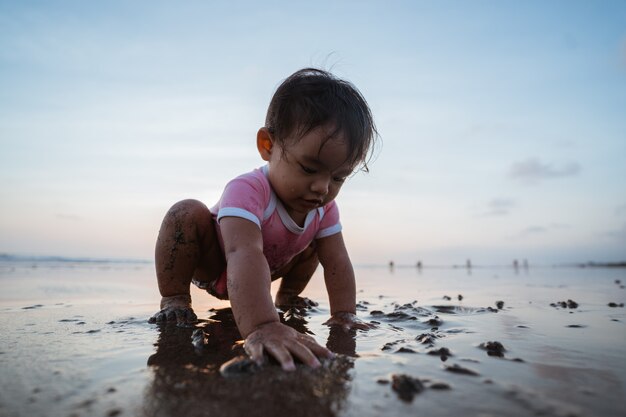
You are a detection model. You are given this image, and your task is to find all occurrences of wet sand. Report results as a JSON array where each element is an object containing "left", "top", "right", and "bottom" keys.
[{"left": 1, "top": 259, "right": 625, "bottom": 417}]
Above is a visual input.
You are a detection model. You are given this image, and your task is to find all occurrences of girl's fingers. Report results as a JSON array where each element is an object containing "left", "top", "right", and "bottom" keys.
[
  {"left": 284, "top": 340, "right": 321, "bottom": 368},
  {"left": 244, "top": 323, "right": 332, "bottom": 371},
  {"left": 244, "top": 340, "right": 265, "bottom": 365},
  {"left": 306, "top": 340, "right": 335, "bottom": 359},
  {"left": 264, "top": 343, "right": 296, "bottom": 371}
]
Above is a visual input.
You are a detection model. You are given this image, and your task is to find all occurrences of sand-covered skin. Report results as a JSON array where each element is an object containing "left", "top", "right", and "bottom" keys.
[{"left": 0, "top": 260, "right": 625, "bottom": 417}]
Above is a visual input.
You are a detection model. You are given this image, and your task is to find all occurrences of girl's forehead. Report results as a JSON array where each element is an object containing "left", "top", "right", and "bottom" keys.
[{"left": 286, "top": 130, "right": 352, "bottom": 170}]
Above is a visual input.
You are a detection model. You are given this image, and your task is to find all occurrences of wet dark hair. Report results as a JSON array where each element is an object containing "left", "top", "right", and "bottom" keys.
[{"left": 265, "top": 68, "right": 378, "bottom": 172}]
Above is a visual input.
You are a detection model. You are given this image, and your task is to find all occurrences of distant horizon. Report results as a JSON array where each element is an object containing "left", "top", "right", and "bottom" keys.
[{"left": 2, "top": 252, "right": 624, "bottom": 269}]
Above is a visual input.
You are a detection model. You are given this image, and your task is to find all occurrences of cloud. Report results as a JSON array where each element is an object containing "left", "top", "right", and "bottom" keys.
[
  {"left": 615, "top": 204, "right": 626, "bottom": 216},
  {"left": 519, "top": 226, "right": 547, "bottom": 235},
  {"left": 478, "top": 198, "right": 516, "bottom": 217},
  {"left": 56, "top": 213, "right": 82, "bottom": 221},
  {"left": 509, "top": 158, "right": 581, "bottom": 184},
  {"left": 603, "top": 223, "right": 626, "bottom": 241},
  {"left": 510, "top": 223, "right": 570, "bottom": 239}
]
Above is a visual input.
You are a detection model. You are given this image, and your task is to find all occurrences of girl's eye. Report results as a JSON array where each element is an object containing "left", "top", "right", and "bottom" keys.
[
  {"left": 333, "top": 176, "right": 347, "bottom": 183},
  {"left": 299, "top": 164, "right": 316, "bottom": 174}
]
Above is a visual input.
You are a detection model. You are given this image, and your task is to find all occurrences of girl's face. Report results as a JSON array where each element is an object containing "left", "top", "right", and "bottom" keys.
[{"left": 258, "top": 125, "right": 354, "bottom": 225}]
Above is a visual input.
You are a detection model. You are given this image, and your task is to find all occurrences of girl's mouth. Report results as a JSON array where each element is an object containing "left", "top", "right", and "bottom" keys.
[{"left": 303, "top": 198, "right": 323, "bottom": 207}]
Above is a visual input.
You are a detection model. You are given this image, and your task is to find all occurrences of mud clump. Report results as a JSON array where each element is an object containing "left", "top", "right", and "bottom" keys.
[
  {"left": 457, "top": 294, "right": 464, "bottom": 301},
  {"left": 550, "top": 299, "right": 579, "bottom": 309},
  {"left": 444, "top": 363, "right": 479, "bottom": 376},
  {"left": 391, "top": 374, "right": 424, "bottom": 401},
  {"left": 429, "top": 382, "right": 451, "bottom": 390},
  {"left": 427, "top": 347, "right": 452, "bottom": 361},
  {"left": 495, "top": 300, "right": 504, "bottom": 309},
  {"left": 369, "top": 301, "right": 431, "bottom": 323},
  {"left": 387, "top": 311, "right": 417, "bottom": 321},
  {"left": 381, "top": 339, "right": 405, "bottom": 351},
  {"left": 608, "top": 302, "right": 624, "bottom": 308},
  {"left": 416, "top": 332, "right": 440, "bottom": 346},
  {"left": 443, "top": 295, "right": 451, "bottom": 301},
  {"left": 479, "top": 341, "right": 506, "bottom": 357},
  {"left": 355, "top": 301, "right": 370, "bottom": 311},
  {"left": 426, "top": 316, "right": 443, "bottom": 327}
]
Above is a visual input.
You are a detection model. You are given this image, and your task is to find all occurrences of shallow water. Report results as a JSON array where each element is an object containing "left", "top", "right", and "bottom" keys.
[{"left": 0, "top": 260, "right": 625, "bottom": 417}]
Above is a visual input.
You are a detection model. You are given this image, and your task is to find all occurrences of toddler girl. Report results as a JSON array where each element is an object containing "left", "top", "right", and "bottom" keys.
[{"left": 150, "top": 68, "right": 378, "bottom": 371}]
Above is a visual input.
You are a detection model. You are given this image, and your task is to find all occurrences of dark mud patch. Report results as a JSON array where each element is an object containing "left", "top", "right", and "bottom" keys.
[
  {"left": 444, "top": 363, "right": 480, "bottom": 376},
  {"left": 391, "top": 374, "right": 424, "bottom": 401},
  {"left": 427, "top": 347, "right": 452, "bottom": 361},
  {"left": 415, "top": 332, "right": 442, "bottom": 346},
  {"left": 478, "top": 341, "right": 506, "bottom": 357},
  {"left": 355, "top": 301, "right": 370, "bottom": 311},
  {"left": 428, "top": 381, "right": 451, "bottom": 390},
  {"left": 381, "top": 339, "right": 406, "bottom": 351},
  {"left": 431, "top": 305, "right": 498, "bottom": 315},
  {"left": 478, "top": 341, "right": 525, "bottom": 362},
  {"left": 384, "top": 374, "right": 452, "bottom": 401},
  {"left": 550, "top": 300, "right": 579, "bottom": 309},
  {"left": 395, "top": 347, "right": 417, "bottom": 354},
  {"left": 425, "top": 316, "right": 443, "bottom": 327}
]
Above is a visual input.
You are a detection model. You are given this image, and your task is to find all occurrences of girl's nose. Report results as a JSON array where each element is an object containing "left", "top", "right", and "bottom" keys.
[{"left": 311, "top": 177, "right": 329, "bottom": 196}]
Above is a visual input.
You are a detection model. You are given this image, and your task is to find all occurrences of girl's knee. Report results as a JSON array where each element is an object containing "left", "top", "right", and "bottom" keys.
[
  {"left": 164, "top": 199, "right": 211, "bottom": 227},
  {"left": 168, "top": 199, "right": 209, "bottom": 219}
]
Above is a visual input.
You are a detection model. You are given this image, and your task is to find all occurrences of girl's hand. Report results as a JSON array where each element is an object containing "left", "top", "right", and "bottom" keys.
[
  {"left": 244, "top": 321, "right": 334, "bottom": 371},
  {"left": 324, "top": 311, "right": 377, "bottom": 332}
]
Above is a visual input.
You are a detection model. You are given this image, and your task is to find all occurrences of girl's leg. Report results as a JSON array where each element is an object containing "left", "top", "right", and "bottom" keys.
[
  {"left": 274, "top": 243, "right": 320, "bottom": 308},
  {"left": 151, "top": 199, "right": 224, "bottom": 323}
]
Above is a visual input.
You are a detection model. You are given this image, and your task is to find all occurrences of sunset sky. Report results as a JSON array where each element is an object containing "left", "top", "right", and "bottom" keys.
[{"left": 1, "top": 1, "right": 625, "bottom": 265}]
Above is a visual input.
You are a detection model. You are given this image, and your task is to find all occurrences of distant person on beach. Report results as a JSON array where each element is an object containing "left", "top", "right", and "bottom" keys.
[{"left": 149, "top": 68, "right": 378, "bottom": 371}]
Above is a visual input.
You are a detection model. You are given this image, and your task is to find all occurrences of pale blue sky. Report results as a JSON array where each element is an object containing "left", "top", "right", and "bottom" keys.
[{"left": 1, "top": 0, "right": 625, "bottom": 265}]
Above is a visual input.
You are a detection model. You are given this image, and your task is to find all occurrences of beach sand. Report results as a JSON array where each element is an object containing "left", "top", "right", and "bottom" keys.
[{"left": 1, "top": 259, "right": 625, "bottom": 417}]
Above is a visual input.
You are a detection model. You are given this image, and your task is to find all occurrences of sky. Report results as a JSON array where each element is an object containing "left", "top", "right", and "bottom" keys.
[{"left": 1, "top": 0, "right": 625, "bottom": 266}]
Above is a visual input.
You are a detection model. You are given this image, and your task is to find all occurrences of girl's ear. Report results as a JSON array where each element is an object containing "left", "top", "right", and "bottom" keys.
[{"left": 257, "top": 127, "right": 274, "bottom": 161}]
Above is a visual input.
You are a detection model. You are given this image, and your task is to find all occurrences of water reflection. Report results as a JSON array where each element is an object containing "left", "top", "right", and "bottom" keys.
[
  {"left": 326, "top": 326, "right": 357, "bottom": 357},
  {"left": 144, "top": 307, "right": 355, "bottom": 417}
]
